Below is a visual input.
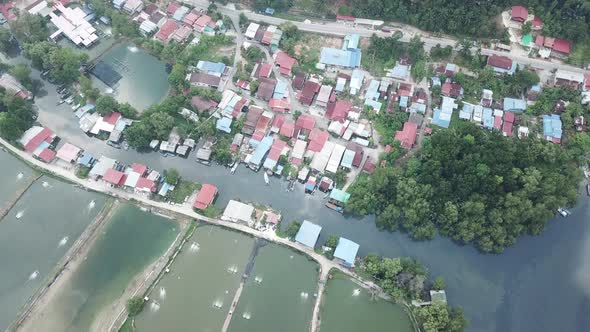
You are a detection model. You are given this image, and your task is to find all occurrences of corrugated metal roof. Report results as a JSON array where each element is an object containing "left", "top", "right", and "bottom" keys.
[
  {"left": 333, "top": 238, "right": 359, "bottom": 266},
  {"left": 295, "top": 220, "right": 322, "bottom": 248}
]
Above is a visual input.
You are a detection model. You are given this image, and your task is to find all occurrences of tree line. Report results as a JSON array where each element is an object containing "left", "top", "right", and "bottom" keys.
[{"left": 346, "top": 123, "right": 581, "bottom": 253}]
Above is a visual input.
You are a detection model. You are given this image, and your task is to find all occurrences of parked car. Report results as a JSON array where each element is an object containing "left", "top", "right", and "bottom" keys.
[{"left": 65, "top": 96, "right": 74, "bottom": 104}]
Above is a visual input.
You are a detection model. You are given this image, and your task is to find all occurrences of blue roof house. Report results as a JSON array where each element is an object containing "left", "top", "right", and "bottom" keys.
[
  {"left": 503, "top": 97, "right": 527, "bottom": 113},
  {"left": 342, "top": 34, "right": 360, "bottom": 50},
  {"left": 543, "top": 114, "right": 563, "bottom": 143},
  {"left": 460, "top": 103, "right": 474, "bottom": 120},
  {"left": 482, "top": 108, "right": 494, "bottom": 129},
  {"left": 248, "top": 136, "right": 273, "bottom": 170},
  {"left": 216, "top": 117, "right": 232, "bottom": 133},
  {"left": 273, "top": 80, "right": 288, "bottom": 99},
  {"left": 320, "top": 48, "right": 362, "bottom": 68},
  {"left": 333, "top": 238, "right": 360, "bottom": 267},
  {"left": 197, "top": 61, "right": 226, "bottom": 76},
  {"left": 77, "top": 152, "right": 95, "bottom": 167},
  {"left": 432, "top": 96, "right": 457, "bottom": 128},
  {"left": 295, "top": 220, "right": 322, "bottom": 248}
]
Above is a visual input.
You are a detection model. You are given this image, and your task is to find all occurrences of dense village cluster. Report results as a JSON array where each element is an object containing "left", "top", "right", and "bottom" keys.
[{"left": 1, "top": 0, "right": 590, "bottom": 330}]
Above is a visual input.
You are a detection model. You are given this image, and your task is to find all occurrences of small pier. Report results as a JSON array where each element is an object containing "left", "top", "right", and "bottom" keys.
[{"left": 0, "top": 173, "right": 41, "bottom": 221}]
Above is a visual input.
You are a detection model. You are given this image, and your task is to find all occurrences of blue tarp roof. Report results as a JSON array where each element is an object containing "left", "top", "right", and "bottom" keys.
[
  {"left": 273, "top": 80, "right": 288, "bottom": 99},
  {"left": 158, "top": 182, "right": 173, "bottom": 196},
  {"left": 390, "top": 64, "right": 409, "bottom": 79},
  {"left": 399, "top": 96, "right": 409, "bottom": 108},
  {"left": 342, "top": 34, "right": 360, "bottom": 50},
  {"left": 295, "top": 220, "right": 322, "bottom": 248},
  {"left": 503, "top": 97, "right": 527, "bottom": 112},
  {"left": 77, "top": 152, "right": 94, "bottom": 167},
  {"left": 432, "top": 109, "right": 451, "bottom": 128},
  {"left": 250, "top": 136, "right": 273, "bottom": 166},
  {"left": 482, "top": 108, "right": 494, "bottom": 129},
  {"left": 460, "top": 103, "right": 473, "bottom": 120},
  {"left": 216, "top": 117, "right": 232, "bottom": 133},
  {"left": 197, "top": 60, "right": 226, "bottom": 75},
  {"left": 320, "top": 48, "right": 361, "bottom": 68},
  {"left": 543, "top": 114, "right": 562, "bottom": 139},
  {"left": 265, "top": 7, "right": 275, "bottom": 15},
  {"left": 333, "top": 237, "right": 359, "bottom": 267}
]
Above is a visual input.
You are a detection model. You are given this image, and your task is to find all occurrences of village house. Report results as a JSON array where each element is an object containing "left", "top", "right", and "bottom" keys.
[
  {"left": 319, "top": 34, "right": 362, "bottom": 69},
  {"left": 274, "top": 51, "right": 297, "bottom": 76},
  {"left": 333, "top": 237, "right": 359, "bottom": 268},
  {"left": 0, "top": 73, "right": 32, "bottom": 99},
  {"left": 554, "top": 69, "right": 585, "bottom": 89},
  {"left": 487, "top": 55, "right": 516, "bottom": 75},
  {"left": 543, "top": 114, "right": 563, "bottom": 144},
  {"left": 193, "top": 184, "right": 218, "bottom": 210},
  {"left": 189, "top": 72, "right": 221, "bottom": 89},
  {"left": 295, "top": 220, "right": 322, "bottom": 248},
  {"left": 395, "top": 122, "right": 418, "bottom": 149}
]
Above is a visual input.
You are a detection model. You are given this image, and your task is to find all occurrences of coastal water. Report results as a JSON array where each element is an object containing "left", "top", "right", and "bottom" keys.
[
  {"left": 0, "top": 169, "right": 106, "bottom": 330},
  {"left": 20, "top": 204, "right": 179, "bottom": 332},
  {"left": 227, "top": 244, "right": 318, "bottom": 332},
  {"left": 91, "top": 42, "right": 170, "bottom": 111},
  {"left": 135, "top": 225, "right": 255, "bottom": 332},
  {"left": 320, "top": 274, "right": 413, "bottom": 332}
]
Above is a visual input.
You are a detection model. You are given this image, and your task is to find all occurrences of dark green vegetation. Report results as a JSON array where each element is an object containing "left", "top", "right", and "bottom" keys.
[
  {"left": 455, "top": 68, "right": 540, "bottom": 103},
  {"left": 0, "top": 87, "right": 36, "bottom": 142},
  {"left": 362, "top": 254, "right": 466, "bottom": 332},
  {"left": 347, "top": 123, "right": 581, "bottom": 253},
  {"left": 95, "top": 95, "right": 138, "bottom": 119},
  {"left": 362, "top": 34, "right": 425, "bottom": 76},
  {"left": 169, "top": 180, "right": 202, "bottom": 204},
  {"left": 126, "top": 297, "right": 144, "bottom": 317},
  {"left": 11, "top": 14, "right": 88, "bottom": 86}
]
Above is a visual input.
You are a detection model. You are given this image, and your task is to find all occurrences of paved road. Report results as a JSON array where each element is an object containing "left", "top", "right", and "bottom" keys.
[{"left": 187, "top": 0, "right": 589, "bottom": 76}]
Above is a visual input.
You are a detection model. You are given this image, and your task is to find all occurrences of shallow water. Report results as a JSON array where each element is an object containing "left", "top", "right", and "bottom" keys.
[
  {"left": 135, "top": 225, "right": 255, "bottom": 332},
  {"left": 92, "top": 42, "right": 170, "bottom": 111},
  {"left": 20, "top": 204, "right": 179, "bottom": 332},
  {"left": 227, "top": 244, "right": 318, "bottom": 332},
  {"left": 0, "top": 175, "right": 106, "bottom": 330},
  {"left": 320, "top": 274, "right": 413, "bottom": 332}
]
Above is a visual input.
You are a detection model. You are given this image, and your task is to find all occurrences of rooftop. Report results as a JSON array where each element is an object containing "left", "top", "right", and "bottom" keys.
[
  {"left": 334, "top": 238, "right": 360, "bottom": 267},
  {"left": 193, "top": 184, "right": 218, "bottom": 210},
  {"left": 295, "top": 220, "right": 322, "bottom": 248}
]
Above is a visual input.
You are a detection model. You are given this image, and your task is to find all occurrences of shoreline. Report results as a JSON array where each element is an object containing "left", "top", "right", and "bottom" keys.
[
  {"left": 0, "top": 137, "right": 400, "bottom": 332},
  {"left": 13, "top": 199, "right": 119, "bottom": 332}
]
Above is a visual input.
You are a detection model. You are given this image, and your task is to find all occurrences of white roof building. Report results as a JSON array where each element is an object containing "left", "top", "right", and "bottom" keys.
[
  {"left": 244, "top": 22, "right": 260, "bottom": 39},
  {"left": 49, "top": 3, "right": 98, "bottom": 47},
  {"left": 222, "top": 200, "right": 255, "bottom": 225}
]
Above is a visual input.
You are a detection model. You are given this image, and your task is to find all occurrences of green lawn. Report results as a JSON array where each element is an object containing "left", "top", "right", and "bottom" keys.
[{"left": 169, "top": 181, "right": 201, "bottom": 204}]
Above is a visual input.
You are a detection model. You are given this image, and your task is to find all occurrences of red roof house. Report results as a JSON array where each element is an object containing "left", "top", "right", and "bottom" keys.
[
  {"left": 280, "top": 121, "right": 295, "bottom": 137},
  {"left": 193, "top": 184, "right": 218, "bottom": 210},
  {"left": 362, "top": 158, "right": 376, "bottom": 174},
  {"left": 274, "top": 52, "right": 297, "bottom": 76},
  {"left": 38, "top": 148, "right": 56, "bottom": 163},
  {"left": 166, "top": 2, "right": 181, "bottom": 14},
  {"left": 532, "top": 16, "right": 543, "bottom": 30},
  {"left": 552, "top": 38, "right": 572, "bottom": 55},
  {"left": 295, "top": 114, "right": 316, "bottom": 137},
  {"left": 257, "top": 63, "right": 272, "bottom": 78},
  {"left": 103, "top": 169, "right": 125, "bottom": 185},
  {"left": 131, "top": 163, "right": 148, "bottom": 176},
  {"left": 336, "top": 14, "right": 355, "bottom": 22},
  {"left": 183, "top": 10, "right": 201, "bottom": 26},
  {"left": 394, "top": 122, "right": 418, "bottom": 149},
  {"left": 299, "top": 81, "right": 320, "bottom": 105},
  {"left": 487, "top": 55, "right": 513, "bottom": 70},
  {"left": 103, "top": 112, "right": 122, "bottom": 126},
  {"left": 271, "top": 114, "right": 285, "bottom": 131},
  {"left": 23, "top": 128, "right": 54, "bottom": 152},
  {"left": 136, "top": 177, "right": 156, "bottom": 192},
  {"left": 155, "top": 20, "right": 178, "bottom": 42},
  {"left": 441, "top": 83, "right": 463, "bottom": 98},
  {"left": 325, "top": 100, "right": 352, "bottom": 122},
  {"left": 267, "top": 139, "right": 287, "bottom": 162},
  {"left": 307, "top": 128, "right": 329, "bottom": 152},
  {"left": 269, "top": 98, "right": 290, "bottom": 113},
  {"left": 585, "top": 74, "right": 590, "bottom": 90},
  {"left": 511, "top": 6, "right": 528, "bottom": 23},
  {"left": 493, "top": 116, "right": 503, "bottom": 130},
  {"left": 535, "top": 35, "right": 545, "bottom": 47}
]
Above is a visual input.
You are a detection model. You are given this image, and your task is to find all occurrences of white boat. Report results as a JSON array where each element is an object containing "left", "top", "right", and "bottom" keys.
[
  {"left": 231, "top": 163, "right": 238, "bottom": 174},
  {"left": 264, "top": 172, "right": 269, "bottom": 185},
  {"left": 557, "top": 207, "right": 571, "bottom": 217}
]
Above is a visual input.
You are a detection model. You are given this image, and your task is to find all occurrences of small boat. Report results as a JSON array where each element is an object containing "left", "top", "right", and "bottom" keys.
[
  {"left": 557, "top": 207, "right": 571, "bottom": 217},
  {"left": 231, "top": 163, "right": 238, "bottom": 174},
  {"left": 587, "top": 183, "right": 590, "bottom": 196},
  {"left": 264, "top": 172, "right": 269, "bottom": 185}
]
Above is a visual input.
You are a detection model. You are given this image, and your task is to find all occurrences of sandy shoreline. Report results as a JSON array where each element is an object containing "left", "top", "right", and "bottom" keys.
[{"left": 14, "top": 200, "right": 119, "bottom": 332}]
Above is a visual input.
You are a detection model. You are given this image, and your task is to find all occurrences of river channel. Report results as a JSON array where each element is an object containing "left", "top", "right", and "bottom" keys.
[{"left": 8, "top": 46, "right": 590, "bottom": 331}]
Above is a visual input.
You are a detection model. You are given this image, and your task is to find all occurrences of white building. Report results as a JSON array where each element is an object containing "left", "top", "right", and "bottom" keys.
[{"left": 49, "top": 3, "right": 98, "bottom": 47}]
